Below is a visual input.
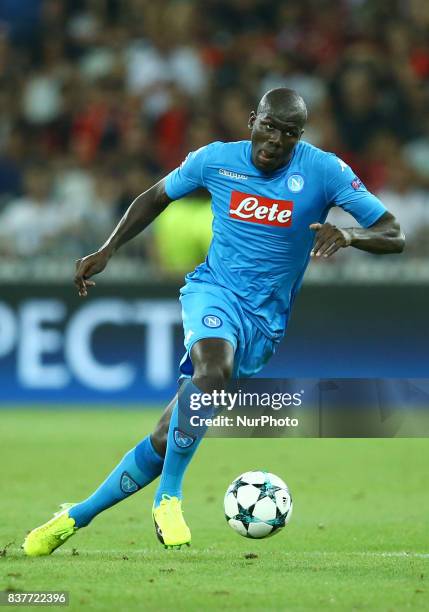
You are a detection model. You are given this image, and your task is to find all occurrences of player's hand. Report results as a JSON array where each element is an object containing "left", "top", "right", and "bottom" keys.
[
  {"left": 74, "top": 248, "right": 111, "bottom": 297},
  {"left": 309, "top": 223, "right": 352, "bottom": 258}
]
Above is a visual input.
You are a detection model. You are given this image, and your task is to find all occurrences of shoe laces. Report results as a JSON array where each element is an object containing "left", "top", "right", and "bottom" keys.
[
  {"left": 45, "top": 504, "right": 76, "bottom": 539},
  {"left": 38, "top": 521, "right": 75, "bottom": 542},
  {"left": 158, "top": 494, "right": 182, "bottom": 518}
]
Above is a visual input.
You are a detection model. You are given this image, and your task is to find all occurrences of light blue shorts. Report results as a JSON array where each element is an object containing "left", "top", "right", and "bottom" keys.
[{"left": 179, "top": 280, "right": 278, "bottom": 378}]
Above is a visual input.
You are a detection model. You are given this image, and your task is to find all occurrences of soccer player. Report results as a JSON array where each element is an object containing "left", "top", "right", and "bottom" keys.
[{"left": 23, "top": 88, "right": 404, "bottom": 555}]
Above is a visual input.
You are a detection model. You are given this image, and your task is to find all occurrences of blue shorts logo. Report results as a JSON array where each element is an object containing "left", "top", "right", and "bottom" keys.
[
  {"left": 174, "top": 428, "right": 196, "bottom": 449},
  {"left": 120, "top": 471, "right": 140, "bottom": 494},
  {"left": 287, "top": 174, "right": 304, "bottom": 193},
  {"left": 203, "top": 315, "right": 222, "bottom": 328}
]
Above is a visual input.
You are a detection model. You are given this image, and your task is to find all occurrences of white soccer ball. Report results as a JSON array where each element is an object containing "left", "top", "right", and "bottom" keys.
[{"left": 224, "top": 471, "right": 293, "bottom": 539}]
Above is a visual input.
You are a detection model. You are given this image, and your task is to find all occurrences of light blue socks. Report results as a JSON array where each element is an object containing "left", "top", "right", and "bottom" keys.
[
  {"left": 69, "top": 435, "right": 163, "bottom": 528},
  {"left": 68, "top": 379, "right": 212, "bottom": 526},
  {"left": 154, "top": 380, "right": 211, "bottom": 506}
]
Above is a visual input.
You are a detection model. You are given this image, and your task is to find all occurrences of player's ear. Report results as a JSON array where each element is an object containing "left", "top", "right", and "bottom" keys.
[
  {"left": 299, "top": 128, "right": 304, "bottom": 140},
  {"left": 248, "top": 111, "right": 256, "bottom": 130}
]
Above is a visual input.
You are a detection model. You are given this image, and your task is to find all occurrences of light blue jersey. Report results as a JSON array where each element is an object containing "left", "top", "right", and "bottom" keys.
[{"left": 166, "top": 140, "right": 386, "bottom": 343}]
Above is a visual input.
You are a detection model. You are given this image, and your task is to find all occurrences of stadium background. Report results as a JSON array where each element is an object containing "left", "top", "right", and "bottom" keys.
[
  {"left": 1, "top": 4, "right": 428, "bottom": 611},
  {"left": 0, "top": 0, "right": 428, "bottom": 403}
]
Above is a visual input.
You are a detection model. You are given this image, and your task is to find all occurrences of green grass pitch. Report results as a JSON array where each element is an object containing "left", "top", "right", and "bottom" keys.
[{"left": 1, "top": 409, "right": 428, "bottom": 611}]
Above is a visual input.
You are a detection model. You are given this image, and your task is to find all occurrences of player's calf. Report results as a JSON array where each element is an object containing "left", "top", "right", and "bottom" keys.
[{"left": 151, "top": 395, "right": 176, "bottom": 457}]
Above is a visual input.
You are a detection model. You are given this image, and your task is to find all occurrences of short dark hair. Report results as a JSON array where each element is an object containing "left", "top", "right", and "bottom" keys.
[{"left": 257, "top": 88, "right": 307, "bottom": 125}]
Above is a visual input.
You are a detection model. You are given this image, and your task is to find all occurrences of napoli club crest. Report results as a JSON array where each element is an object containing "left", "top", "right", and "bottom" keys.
[
  {"left": 287, "top": 174, "right": 305, "bottom": 193},
  {"left": 173, "top": 428, "right": 196, "bottom": 449},
  {"left": 203, "top": 315, "right": 222, "bottom": 328},
  {"left": 120, "top": 471, "right": 140, "bottom": 494}
]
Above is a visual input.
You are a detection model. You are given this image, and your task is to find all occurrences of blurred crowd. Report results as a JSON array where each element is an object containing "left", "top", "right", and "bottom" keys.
[{"left": 0, "top": 0, "right": 428, "bottom": 271}]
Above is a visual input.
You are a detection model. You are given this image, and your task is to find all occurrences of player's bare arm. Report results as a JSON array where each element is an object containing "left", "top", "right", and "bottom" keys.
[
  {"left": 309, "top": 212, "right": 405, "bottom": 259},
  {"left": 74, "top": 178, "right": 172, "bottom": 297}
]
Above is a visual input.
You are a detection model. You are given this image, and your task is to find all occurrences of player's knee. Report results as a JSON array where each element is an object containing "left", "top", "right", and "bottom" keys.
[
  {"left": 193, "top": 360, "right": 233, "bottom": 379},
  {"left": 193, "top": 360, "right": 233, "bottom": 393},
  {"left": 191, "top": 338, "right": 234, "bottom": 393}
]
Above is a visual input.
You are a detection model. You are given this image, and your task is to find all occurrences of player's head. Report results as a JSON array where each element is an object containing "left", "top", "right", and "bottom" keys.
[{"left": 248, "top": 88, "right": 307, "bottom": 172}]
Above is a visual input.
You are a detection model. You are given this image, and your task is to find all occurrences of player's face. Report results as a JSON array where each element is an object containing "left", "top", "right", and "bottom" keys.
[{"left": 249, "top": 109, "right": 304, "bottom": 172}]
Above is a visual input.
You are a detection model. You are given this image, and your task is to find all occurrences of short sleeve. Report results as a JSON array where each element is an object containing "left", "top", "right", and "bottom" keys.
[
  {"left": 165, "top": 145, "right": 210, "bottom": 200},
  {"left": 324, "top": 153, "right": 387, "bottom": 228}
]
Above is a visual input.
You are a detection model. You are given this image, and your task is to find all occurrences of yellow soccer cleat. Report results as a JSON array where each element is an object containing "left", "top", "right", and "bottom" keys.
[
  {"left": 23, "top": 504, "right": 77, "bottom": 557},
  {"left": 152, "top": 495, "right": 191, "bottom": 549}
]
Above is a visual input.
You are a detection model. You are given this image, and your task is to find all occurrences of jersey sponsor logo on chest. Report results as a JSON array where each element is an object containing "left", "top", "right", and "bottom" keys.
[{"left": 229, "top": 191, "right": 293, "bottom": 227}]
